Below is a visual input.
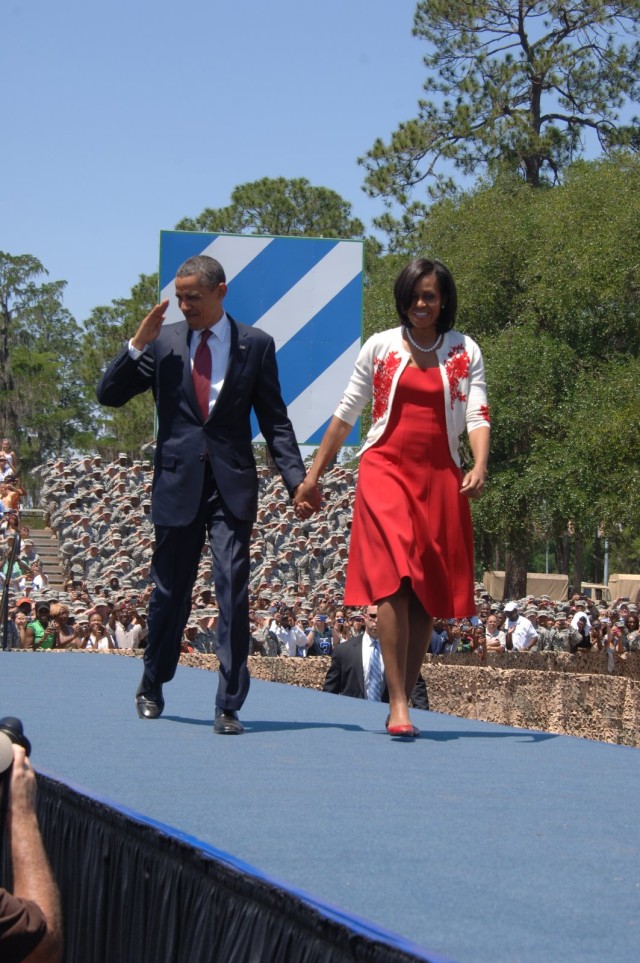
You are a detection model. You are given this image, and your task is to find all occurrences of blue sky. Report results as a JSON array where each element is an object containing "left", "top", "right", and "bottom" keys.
[{"left": 2, "top": 0, "right": 425, "bottom": 324}]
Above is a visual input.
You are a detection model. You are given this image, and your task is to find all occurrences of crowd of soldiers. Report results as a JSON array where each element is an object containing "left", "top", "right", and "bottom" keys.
[{"left": 2, "top": 449, "right": 637, "bottom": 666}]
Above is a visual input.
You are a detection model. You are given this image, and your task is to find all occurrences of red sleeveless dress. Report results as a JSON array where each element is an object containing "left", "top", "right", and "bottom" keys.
[{"left": 344, "top": 364, "right": 475, "bottom": 618}]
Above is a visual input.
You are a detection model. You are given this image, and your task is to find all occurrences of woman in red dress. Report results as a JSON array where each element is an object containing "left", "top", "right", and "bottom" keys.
[{"left": 296, "top": 259, "right": 490, "bottom": 737}]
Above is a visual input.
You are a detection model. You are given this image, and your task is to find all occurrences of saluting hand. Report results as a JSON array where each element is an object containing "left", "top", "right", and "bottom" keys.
[{"left": 131, "top": 299, "right": 170, "bottom": 351}]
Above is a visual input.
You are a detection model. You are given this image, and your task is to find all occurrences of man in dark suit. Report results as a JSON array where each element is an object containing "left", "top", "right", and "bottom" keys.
[
  {"left": 323, "top": 605, "right": 429, "bottom": 709},
  {"left": 97, "top": 255, "right": 310, "bottom": 734}
]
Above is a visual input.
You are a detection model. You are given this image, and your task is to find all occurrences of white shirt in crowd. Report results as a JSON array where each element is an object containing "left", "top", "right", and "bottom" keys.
[
  {"left": 270, "top": 619, "right": 308, "bottom": 657},
  {"left": 505, "top": 614, "right": 538, "bottom": 651}
]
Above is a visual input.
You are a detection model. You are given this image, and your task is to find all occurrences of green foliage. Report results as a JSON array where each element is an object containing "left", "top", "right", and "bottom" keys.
[
  {"left": 361, "top": 1, "right": 640, "bottom": 244},
  {"left": 80, "top": 273, "right": 158, "bottom": 459},
  {"left": 0, "top": 252, "right": 92, "bottom": 475},
  {"left": 177, "top": 176, "right": 366, "bottom": 239},
  {"left": 363, "top": 154, "right": 640, "bottom": 591}
]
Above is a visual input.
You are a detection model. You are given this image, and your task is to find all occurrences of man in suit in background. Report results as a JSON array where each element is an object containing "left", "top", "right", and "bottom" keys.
[
  {"left": 323, "top": 604, "right": 429, "bottom": 709},
  {"left": 97, "top": 255, "right": 311, "bottom": 734}
]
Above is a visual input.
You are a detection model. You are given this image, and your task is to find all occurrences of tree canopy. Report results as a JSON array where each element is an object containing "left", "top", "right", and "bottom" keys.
[
  {"left": 177, "top": 176, "right": 366, "bottom": 239},
  {"left": 361, "top": 1, "right": 640, "bottom": 245},
  {"left": 0, "top": 252, "right": 90, "bottom": 474},
  {"left": 382, "top": 152, "right": 640, "bottom": 593}
]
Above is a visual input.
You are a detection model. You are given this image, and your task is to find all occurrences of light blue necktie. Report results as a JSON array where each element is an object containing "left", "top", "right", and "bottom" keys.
[{"left": 368, "top": 639, "right": 382, "bottom": 701}]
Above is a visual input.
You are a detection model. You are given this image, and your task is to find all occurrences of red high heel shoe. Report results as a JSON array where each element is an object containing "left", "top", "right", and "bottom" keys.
[{"left": 385, "top": 715, "right": 419, "bottom": 738}]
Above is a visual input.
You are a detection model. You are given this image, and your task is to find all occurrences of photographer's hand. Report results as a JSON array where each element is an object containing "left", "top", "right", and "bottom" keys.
[
  {"left": 8, "top": 745, "right": 63, "bottom": 962},
  {"left": 7, "top": 744, "right": 37, "bottom": 824}
]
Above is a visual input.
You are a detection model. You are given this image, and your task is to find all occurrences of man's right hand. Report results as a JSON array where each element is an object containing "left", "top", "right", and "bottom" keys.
[
  {"left": 131, "top": 299, "right": 170, "bottom": 351},
  {"left": 293, "top": 477, "right": 322, "bottom": 519}
]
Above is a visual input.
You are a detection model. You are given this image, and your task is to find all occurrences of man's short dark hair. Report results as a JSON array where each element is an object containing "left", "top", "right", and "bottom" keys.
[
  {"left": 176, "top": 255, "right": 226, "bottom": 289},
  {"left": 393, "top": 258, "right": 457, "bottom": 333}
]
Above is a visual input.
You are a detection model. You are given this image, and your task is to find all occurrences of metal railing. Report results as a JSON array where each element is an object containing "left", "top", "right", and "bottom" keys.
[{"left": 1, "top": 532, "right": 21, "bottom": 650}]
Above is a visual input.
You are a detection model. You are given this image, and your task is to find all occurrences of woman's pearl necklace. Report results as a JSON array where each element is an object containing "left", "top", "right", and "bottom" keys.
[{"left": 403, "top": 326, "right": 443, "bottom": 354}]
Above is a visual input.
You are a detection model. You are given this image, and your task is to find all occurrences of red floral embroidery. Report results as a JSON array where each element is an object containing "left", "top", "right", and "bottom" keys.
[
  {"left": 444, "top": 343, "right": 470, "bottom": 409},
  {"left": 479, "top": 403, "right": 491, "bottom": 423},
  {"left": 372, "top": 351, "right": 402, "bottom": 421}
]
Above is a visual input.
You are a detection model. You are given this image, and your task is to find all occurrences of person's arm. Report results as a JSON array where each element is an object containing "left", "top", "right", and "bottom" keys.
[
  {"left": 8, "top": 745, "right": 63, "bottom": 963},
  {"left": 96, "top": 300, "right": 168, "bottom": 408},
  {"left": 294, "top": 416, "right": 353, "bottom": 516},
  {"left": 322, "top": 646, "right": 344, "bottom": 693},
  {"left": 460, "top": 425, "right": 490, "bottom": 499}
]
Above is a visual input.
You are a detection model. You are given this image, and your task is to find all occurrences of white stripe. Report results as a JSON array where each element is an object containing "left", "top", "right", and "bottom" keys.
[
  {"left": 252, "top": 241, "right": 363, "bottom": 347},
  {"left": 252, "top": 338, "right": 361, "bottom": 443},
  {"left": 160, "top": 235, "right": 273, "bottom": 325}
]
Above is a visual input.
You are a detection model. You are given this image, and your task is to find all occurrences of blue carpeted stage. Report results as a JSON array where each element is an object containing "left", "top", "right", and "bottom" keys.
[{"left": 1, "top": 651, "right": 638, "bottom": 962}]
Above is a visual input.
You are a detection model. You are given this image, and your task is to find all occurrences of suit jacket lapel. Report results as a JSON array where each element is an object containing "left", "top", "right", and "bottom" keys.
[
  {"left": 211, "top": 315, "right": 249, "bottom": 416},
  {"left": 354, "top": 635, "right": 366, "bottom": 698}
]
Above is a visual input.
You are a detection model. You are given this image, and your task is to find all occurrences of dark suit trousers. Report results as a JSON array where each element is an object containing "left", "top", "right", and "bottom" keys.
[{"left": 144, "top": 461, "right": 252, "bottom": 711}]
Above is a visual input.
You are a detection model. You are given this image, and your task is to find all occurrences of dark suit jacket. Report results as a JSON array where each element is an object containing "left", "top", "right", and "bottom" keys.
[
  {"left": 97, "top": 317, "right": 305, "bottom": 524},
  {"left": 323, "top": 633, "right": 429, "bottom": 710}
]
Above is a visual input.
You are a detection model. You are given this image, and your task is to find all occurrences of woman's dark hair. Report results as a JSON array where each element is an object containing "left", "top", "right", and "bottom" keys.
[{"left": 393, "top": 258, "right": 457, "bottom": 333}]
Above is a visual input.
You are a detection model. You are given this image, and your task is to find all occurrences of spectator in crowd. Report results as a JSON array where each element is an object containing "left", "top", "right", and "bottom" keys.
[
  {"left": 23, "top": 625, "right": 38, "bottom": 650},
  {"left": 181, "top": 623, "right": 198, "bottom": 653},
  {"left": 503, "top": 602, "right": 538, "bottom": 652},
  {"left": 1, "top": 437, "right": 19, "bottom": 472},
  {"left": 1, "top": 606, "right": 22, "bottom": 649},
  {"left": 332, "top": 609, "right": 350, "bottom": 644},
  {"left": 0, "top": 740, "right": 63, "bottom": 962},
  {"left": 0, "top": 453, "right": 12, "bottom": 482},
  {"left": 570, "top": 599, "right": 592, "bottom": 633},
  {"left": 574, "top": 614, "right": 592, "bottom": 650},
  {"left": 29, "top": 604, "right": 56, "bottom": 650},
  {"left": 485, "top": 613, "right": 506, "bottom": 652},
  {"left": 276, "top": 609, "right": 309, "bottom": 657},
  {"left": 86, "top": 600, "right": 116, "bottom": 647},
  {"left": 307, "top": 614, "right": 334, "bottom": 656},
  {"left": 111, "top": 602, "right": 147, "bottom": 650},
  {"left": 194, "top": 610, "right": 218, "bottom": 654},
  {"left": 74, "top": 615, "right": 91, "bottom": 648},
  {"left": 48, "top": 603, "right": 76, "bottom": 649},
  {"left": 555, "top": 612, "right": 583, "bottom": 652},
  {"left": 81, "top": 614, "right": 114, "bottom": 651},
  {"left": 469, "top": 623, "right": 487, "bottom": 658},
  {"left": 624, "top": 613, "right": 640, "bottom": 651}
]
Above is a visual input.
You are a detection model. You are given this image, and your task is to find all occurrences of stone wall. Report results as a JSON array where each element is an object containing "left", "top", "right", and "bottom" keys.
[{"left": 115, "top": 649, "right": 640, "bottom": 747}]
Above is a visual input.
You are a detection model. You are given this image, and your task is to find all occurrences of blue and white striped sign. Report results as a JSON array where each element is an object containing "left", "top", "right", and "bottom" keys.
[{"left": 159, "top": 231, "right": 363, "bottom": 446}]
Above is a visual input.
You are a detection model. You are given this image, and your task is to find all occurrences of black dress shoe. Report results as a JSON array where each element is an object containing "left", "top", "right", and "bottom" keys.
[
  {"left": 214, "top": 708, "right": 244, "bottom": 735},
  {"left": 135, "top": 686, "right": 164, "bottom": 719}
]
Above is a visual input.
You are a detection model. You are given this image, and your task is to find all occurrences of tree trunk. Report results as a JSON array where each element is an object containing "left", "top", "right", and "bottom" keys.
[
  {"left": 503, "top": 548, "right": 528, "bottom": 600},
  {"left": 555, "top": 533, "right": 570, "bottom": 575},
  {"left": 573, "top": 536, "right": 584, "bottom": 593}
]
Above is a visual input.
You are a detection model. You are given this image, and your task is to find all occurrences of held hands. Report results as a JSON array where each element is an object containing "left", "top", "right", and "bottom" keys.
[
  {"left": 460, "top": 466, "right": 487, "bottom": 499},
  {"left": 131, "top": 299, "right": 170, "bottom": 351},
  {"left": 293, "top": 476, "right": 323, "bottom": 520}
]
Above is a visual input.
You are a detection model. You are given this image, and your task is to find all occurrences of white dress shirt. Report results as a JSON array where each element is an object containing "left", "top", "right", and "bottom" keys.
[
  {"left": 188, "top": 314, "right": 231, "bottom": 415},
  {"left": 128, "top": 313, "right": 231, "bottom": 416}
]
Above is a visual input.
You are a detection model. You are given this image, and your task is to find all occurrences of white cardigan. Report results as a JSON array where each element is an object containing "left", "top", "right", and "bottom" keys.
[{"left": 334, "top": 327, "right": 490, "bottom": 467}]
